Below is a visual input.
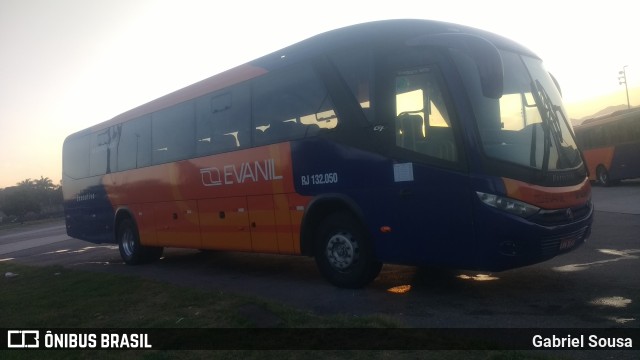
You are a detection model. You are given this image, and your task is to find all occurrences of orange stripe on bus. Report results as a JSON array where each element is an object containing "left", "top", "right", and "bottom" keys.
[
  {"left": 502, "top": 177, "right": 591, "bottom": 210},
  {"left": 104, "top": 143, "right": 311, "bottom": 254}
]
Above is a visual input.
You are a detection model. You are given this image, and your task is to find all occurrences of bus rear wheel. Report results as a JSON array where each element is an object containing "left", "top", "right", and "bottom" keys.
[
  {"left": 117, "top": 218, "right": 163, "bottom": 264},
  {"left": 596, "top": 165, "right": 611, "bottom": 187},
  {"left": 314, "top": 212, "right": 382, "bottom": 288}
]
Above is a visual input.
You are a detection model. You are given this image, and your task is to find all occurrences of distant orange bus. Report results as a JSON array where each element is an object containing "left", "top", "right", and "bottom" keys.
[{"left": 574, "top": 109, "right": 640, "bottom": 186}]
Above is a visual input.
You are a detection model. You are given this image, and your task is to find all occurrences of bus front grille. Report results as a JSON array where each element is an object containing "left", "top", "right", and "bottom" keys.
[
  {"left": 533, "top": 202, "right": 591, "bottom": 226},
  {"left": 539, "top": 227, "right": 589, "bottom": 258}
]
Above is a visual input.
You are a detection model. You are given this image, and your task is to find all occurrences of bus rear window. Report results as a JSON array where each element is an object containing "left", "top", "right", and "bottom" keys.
[{"left": 63, "top": 135, "right": 90, "bottom": 179}]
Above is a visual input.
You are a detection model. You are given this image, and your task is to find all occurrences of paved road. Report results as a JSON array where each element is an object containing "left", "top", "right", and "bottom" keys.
[
  {"left": 2, "top": 181, "right": 638, "bottom": 331},
  {"left": 591, "top": 180, "right": 640, "bottom": 215},
  {"left": 0, "top": 223, "right": 68, "bottom": 255}
]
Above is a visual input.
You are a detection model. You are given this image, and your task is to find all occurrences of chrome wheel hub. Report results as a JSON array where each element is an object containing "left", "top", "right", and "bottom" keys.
[
  {"left": 326, "top": 231, "right": 359, "bottom": 270},
  {"left": 121, "top": 229, "right": 135, "bottom": 256}
]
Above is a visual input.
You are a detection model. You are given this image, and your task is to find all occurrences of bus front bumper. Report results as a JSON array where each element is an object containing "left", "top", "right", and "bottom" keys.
[{"left": 474, "top": 199, "right": 594, "bottom": 272}]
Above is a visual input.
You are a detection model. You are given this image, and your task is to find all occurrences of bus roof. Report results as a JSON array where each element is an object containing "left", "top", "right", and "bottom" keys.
[
  {"left": 67, "top": 19, "right": 536, "bottom": 139},
  {"left": 574, "top": 108, "right": 640, "bottom": 130}
]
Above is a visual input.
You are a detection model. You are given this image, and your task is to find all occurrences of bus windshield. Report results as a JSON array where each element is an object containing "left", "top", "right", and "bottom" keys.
[{"left": 454, "top": 49, "right": 582, "bottom": 172}]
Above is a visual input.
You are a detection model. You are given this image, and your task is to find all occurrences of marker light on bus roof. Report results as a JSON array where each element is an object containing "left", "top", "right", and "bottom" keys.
[{"left": 476, "top": 192, "right": 540, "bottom": 218}]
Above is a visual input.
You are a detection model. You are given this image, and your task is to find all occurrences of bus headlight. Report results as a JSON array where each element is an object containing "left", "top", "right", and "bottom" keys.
[{"left": 476, "top": 191, "right": 540, "bottom": 218}]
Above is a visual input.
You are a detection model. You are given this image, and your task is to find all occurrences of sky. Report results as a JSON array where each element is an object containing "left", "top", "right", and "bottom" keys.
[{"left": 1, "top": 0, "right": 639, "bottom": 188}]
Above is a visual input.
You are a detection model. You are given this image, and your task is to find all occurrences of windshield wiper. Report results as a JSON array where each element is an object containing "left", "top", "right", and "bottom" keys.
[
  {"left": 534, "top": 80, "right": 565, "bottom": 143},
  {"left": 530, "top": 81, "right": 551, "bottom": 174},
  {"left": 530, "top": 80, "right": 573, "bottom": 173}
]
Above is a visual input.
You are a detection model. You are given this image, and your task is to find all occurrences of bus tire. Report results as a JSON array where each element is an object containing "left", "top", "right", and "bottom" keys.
[
  {"left": 117, "top": 218, "right": 163, "bottom": 265},
  {"left": 596, "top": 165, "right": 611, "bottom": 187},
  {"left": 314, "top": 211, "right": 382, "bottom": 288}
]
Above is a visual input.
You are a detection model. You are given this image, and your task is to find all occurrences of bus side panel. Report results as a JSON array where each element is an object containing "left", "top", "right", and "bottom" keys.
[
  {"left": 610, "top": 142, "right": 640, "bottom": 181},
  {"left": 582, "top": 147, "right": 614, "bottom": 181},
  {"left": 290, "top": 137, "right": 394, "bottom": 244},
  {"left": 190, "top": 143, "right": 296, "bottom": 199},
  {"left": 63, "top": 175, "right": 114, "bottom": 243},
  {"left": 105, "top": 143, "right": 305, "bottom": 252},
  {"left": 247, "top": 195, "right": 278, "bottom": 252},
  {"left": 106, "top": 143, "right": 295, "bottom": 205},
  {"left": 289, "top": 137, "right": 476, "bottom": 267},
  {"left": 132, "top": 203, "right": 157, "bottom": 247},
  {"left": 199, "top": 197, "right": 251, "bottom": 251},
  {"left": 287, "top": 193, "right": 308, "bottom": 254},
  {"left": 153, "top": 200, "right": 201, "bottom": 248},
  {"left": 273, "top": 193, "right": 295, "bottom": 254},
  {"left": 382, "top": 163, "right": 475, "bottom": 267}
]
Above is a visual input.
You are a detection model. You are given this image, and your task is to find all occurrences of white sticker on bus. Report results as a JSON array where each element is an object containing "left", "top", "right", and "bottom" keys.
[{"left": 394, "top": 163, "right": 414, "bottom": 182}]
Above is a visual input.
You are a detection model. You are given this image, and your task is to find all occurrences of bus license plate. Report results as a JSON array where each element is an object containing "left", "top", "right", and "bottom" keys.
[{"left": 559, "top": 237, "right": 577, "bottom": 251}]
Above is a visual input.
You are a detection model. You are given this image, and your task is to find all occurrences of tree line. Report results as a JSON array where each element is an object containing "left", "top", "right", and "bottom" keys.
[{"left": 0, "top": 176, "right": 63, "bottom": 223}]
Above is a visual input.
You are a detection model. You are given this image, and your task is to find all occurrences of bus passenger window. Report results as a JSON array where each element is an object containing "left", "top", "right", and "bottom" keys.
[
  {"left": 196, "top": 85, "right": 250, "bottom": 155},
  {"left": 89, "top": 130, "right": 109, "bottom": 176},
  {"left": 330, "top": 48, "right": 374, "bottom": 122},
  {"left": 395, "top": 69, "right": 457, "bottom": 162},
  {"left": 252, "top": 63, "right": 338, "bottom": 146},
  {"left": 117, "top": 115, "right": 151, "bottom": 171},
  {"left": 152, "top": 101, "right": 195, "bottom": 164}
]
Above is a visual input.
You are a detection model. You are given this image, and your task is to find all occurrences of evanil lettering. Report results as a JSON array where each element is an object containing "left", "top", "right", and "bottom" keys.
[{"left": 201, "top": 158, "right": 283, "bottom": 187}]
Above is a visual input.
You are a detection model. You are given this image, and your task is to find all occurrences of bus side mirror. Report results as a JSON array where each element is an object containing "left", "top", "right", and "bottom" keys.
[{"left": 407, "top": 33, "right": 504, "bottom": 99}]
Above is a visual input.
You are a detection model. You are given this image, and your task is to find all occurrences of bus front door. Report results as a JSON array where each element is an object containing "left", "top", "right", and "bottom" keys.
[{"left": 385, "top": 51, "right": 475, "bottom": 266}]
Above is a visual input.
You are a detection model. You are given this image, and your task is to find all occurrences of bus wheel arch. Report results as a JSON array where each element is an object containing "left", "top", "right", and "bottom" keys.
[
  {"left": 300, "top": 196, "right": 363, "bottom": 256},
  {"left": 115, "top": 210, "right": 163, "bottom": 265},
  {"left": 300, "top": 196, "right": 382, "bottom": 288}
]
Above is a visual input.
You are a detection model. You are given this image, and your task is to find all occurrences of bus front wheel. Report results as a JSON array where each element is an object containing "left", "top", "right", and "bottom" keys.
[
  {"left": 314, "top": 212, "right": 382, "bottom": 288},
  {"left": 117, "top": 218, "right": 163, "bottom": 265}
]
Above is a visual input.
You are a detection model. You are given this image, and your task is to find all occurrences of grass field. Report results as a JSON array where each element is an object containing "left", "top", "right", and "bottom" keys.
[{"left": 0, "top": 262, "right": 558, "bottom": 359}]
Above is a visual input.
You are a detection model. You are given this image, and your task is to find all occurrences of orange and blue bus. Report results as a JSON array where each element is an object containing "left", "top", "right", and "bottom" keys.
[
  {"left": 62, "top": 19, "right": 593, "bottom": 288},
  {"left": 574, "top": 108, "right": 640, "bottom": 186}
]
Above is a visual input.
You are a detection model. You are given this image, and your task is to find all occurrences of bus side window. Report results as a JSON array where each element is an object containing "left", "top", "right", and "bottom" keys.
[
  {"left": 196, "top": 85, "right": 250, "bottom": 155},
  {"left": 89, "top": 130, "right": 109, "bottom": 176},
  {"left": 117, "top": 115, "right": 151, "bottom": 171},
  {"left": 330, "top": 48, "right": 374, "bottom": 122},
  {"left": 395, "top": 69, "right": 457, "bottom": 162},
  {"left": 252, "top": 63, "right": 338, "bottom": 146},
  {"left": 152, "top": 101, "right": 195, "bottom": 165}
]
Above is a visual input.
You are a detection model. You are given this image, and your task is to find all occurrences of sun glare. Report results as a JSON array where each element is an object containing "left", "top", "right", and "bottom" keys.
[
  {"left": 590, "top": 296, "right": 632, "bottom": 308},
  {"left": 457, "top": 274, "right": 500, "bottom": 281},
  {"left": 387, "top": 284, "right": 412, "bottom": 294}
]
